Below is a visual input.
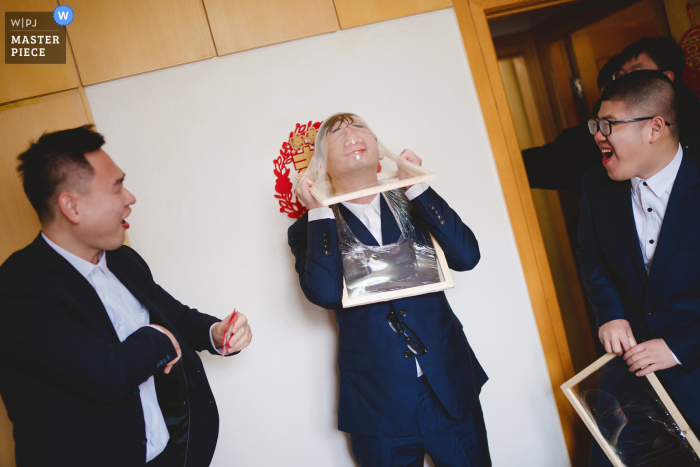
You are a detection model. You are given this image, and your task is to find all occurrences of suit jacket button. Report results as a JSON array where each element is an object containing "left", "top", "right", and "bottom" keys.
[
  {"left": 142, "top": 439, "right": 148, "bottom": 446},
  {"left": 324, "top": 251, "right": 331, "bottom": 256},
  {"left": 439, "top": 220, "right": 446, "bottom": 225},
  {"left": 399, "top": 310, "right": 407, "bottom": 318},
  {"left": 404, "top": 350, "right": 412, "bottom": 358},
  {"left": 323, "top": 232, "right": 330, "bottom": 238},
  {"left": 436, "top": 215, "right": 442, "bottom": 220},
  {"left": 324, "top": 238, "right": 330, "bottom": 244},
  {"left": 428, "top": 205, "right": 436, "bottom": 211},
  {"left": 646, "top": 308, "right": 655, "bottom": 315}
]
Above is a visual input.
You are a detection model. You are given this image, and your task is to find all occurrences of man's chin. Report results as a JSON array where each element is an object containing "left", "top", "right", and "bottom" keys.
[
  {"left": 605, "top": 168, "right": 628, "bottom": 182},
  {"left": 104, "top": 231, "right": 127, "bottom": 250}
]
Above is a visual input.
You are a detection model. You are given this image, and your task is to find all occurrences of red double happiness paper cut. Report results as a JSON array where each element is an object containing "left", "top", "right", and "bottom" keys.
[{"left": 273, "top": 120, "right": 322, "bottom": 219}]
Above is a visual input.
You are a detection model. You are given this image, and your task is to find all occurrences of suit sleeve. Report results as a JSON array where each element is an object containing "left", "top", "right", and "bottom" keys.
[
  {"left": 409, "top": 187, "right": 480, "bottom": 272},
  {"left": 288, "top": 215, "right": 344, "bottom": 309},
  {"left": 522, "top": 125, "right": 600, "bottom": 196},
  {"left": 577, "top": 181, "right": 629, "bottom": 327},
  {"left": 0, "top": 284, "right": 176, "bottom": 406},
  {"left": 123, "top": 246, "right": 221, "bottom": 355},
  {"left": 662, "top": 318, "right": 700, "bottom": 372}
]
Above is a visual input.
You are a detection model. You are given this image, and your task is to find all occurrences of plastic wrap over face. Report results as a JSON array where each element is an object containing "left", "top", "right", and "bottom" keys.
[
  {"left": 332, "top": 189, "right": 442, "bottom": 300},
  {"left": 304, "top": 113, "right": 417, "bottom": 200},
  {"left": 574, "top": 356, "right": 699, "bottom": 466}
]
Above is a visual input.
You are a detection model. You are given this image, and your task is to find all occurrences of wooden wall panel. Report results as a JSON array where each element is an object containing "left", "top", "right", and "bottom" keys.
[
  {"left": 0, "top": 0, "right": 78, "bottom": 104},
  {"left": 334, "top": 0, "right": 451, "bottom": 29},
  {"left": 204, "top": 0, "right": 338, "bottom": 55},
  {"left": 0, "top": 396, "right": 13, "bottom": 467},
  {"left": 0, "top": 90, "right": 90, "bottom": 263},
  {"left": 64, "top": 0, "right": 213, "bottom": 85}
]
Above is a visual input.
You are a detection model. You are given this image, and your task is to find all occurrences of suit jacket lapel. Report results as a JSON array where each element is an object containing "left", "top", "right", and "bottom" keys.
[
  {"left": 380, "top": 194, "right": 401, "bottom": 244},
  {"left": 648, "top": 154, "right": 700, "bottom": 284},
  {"left": 31, "top": 235, "right": 119, "bottom": 341},
  {"left": 105, "top": 255, "right": 174, "bottom": 331},
  {"left": 609, "top": 181, "right": 648, "bottom": 285},
  {"left": 337, "top": 203, "right": 380, "bottom": 246}
]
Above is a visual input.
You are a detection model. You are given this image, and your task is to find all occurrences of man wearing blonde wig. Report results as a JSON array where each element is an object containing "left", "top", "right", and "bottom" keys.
[{"left": 288, "top": 113, "right": 490, "bottom": 466}]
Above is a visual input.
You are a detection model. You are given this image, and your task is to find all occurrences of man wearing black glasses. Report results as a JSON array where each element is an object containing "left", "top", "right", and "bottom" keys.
[{"left": 578, "top": 70, "right": 700, "bottom": 465}]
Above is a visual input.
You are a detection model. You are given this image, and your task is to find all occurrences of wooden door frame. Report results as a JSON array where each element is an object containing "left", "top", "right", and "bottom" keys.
[{"left": 452, "top": 0, "right": 589, "bottom": 464}]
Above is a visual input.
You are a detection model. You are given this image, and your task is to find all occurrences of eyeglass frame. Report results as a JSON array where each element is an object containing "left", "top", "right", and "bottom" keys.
[
  {"left": 588, "top": 117, "right": 671, "bottom": 136},
  {"left": 386, "top": 310, "right": 428, "bottom": 355}
]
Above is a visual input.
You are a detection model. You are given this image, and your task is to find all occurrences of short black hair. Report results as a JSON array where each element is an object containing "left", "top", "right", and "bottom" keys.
[
  {"left": 618, "top": 36, "right": 686, "bottom": 78},
  {"left": 16, "top": 125, "right": 105, "bottom": 224},
  {"left": 601, "top": 69, "right": 679, "bottom": 139}
]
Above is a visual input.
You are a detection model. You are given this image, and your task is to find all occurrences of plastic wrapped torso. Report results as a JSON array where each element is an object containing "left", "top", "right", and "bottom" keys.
[{"left": 332, "top": 189, "right": 441, "bottom": 300}]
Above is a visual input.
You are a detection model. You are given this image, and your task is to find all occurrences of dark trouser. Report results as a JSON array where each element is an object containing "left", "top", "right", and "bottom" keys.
[{"left": 350, "top": 376, "right": 491, "bottom": 467}]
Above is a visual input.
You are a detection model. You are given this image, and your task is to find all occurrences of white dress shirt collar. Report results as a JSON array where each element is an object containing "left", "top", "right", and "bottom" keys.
[
  {"left": 341, "top": 193, "right": 381, "bottom": 219},
  {"left": 631, "top": 143, "right": 683, "bottom": 197},
  {"left": 41, "top": 232, "right": 108, "bottom": 279}
]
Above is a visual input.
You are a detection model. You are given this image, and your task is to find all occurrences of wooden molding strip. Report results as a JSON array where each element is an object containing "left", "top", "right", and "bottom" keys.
[{"left": 452, "top": 0, "right": 587, "bottom": 464}]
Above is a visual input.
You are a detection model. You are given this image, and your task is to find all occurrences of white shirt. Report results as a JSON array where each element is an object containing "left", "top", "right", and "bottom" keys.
[
  {"left": 629, "top": 144, "right": 683, "bottom": 364},
  {"left": 630, "top": 144, "right": 683, "bottom": 272},
  {"left": 309, "top": 183, "right": 429, "bottom": 376},
  {"left": 42, "top": 233, "right": 170, "bottom": 462}
]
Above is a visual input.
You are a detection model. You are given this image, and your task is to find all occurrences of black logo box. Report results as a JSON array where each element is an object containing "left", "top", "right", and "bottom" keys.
[{"left": 5, "top": 12, "right": 66, "bottom": 64}]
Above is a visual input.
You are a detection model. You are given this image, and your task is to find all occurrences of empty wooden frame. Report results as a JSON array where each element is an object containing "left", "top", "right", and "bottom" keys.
[
  {"left": 341, "top": 233, "right": 453, "bottom": 308},
  {"left": 310, "top": 154, "right": 438, "bottom": 207},
  {"left": 562, "top": 345, "right": 700, "bottom": 466}
]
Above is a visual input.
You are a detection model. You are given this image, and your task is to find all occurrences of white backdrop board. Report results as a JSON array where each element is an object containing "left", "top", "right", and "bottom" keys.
[{"left": 86, "top": 9, "right": 570, "bottom": 467}]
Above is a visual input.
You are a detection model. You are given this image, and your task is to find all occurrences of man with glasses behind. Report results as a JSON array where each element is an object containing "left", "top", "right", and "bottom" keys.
[
  {"left": 288, "top": 113, "right": 490, "bottom": 467},
  {"left": 579, "top": 70, "right": 700, "bottom": 465},
  {"left": 614, "top": 36, "right": 700, "bottom": 152}
]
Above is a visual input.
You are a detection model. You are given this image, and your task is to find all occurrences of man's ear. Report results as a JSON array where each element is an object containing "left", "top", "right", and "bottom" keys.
[
  {"left": 663, "top": 70, "right": 675, "bottom": 82},
  {"left": 648, "top": 116, "right": 667, "bottom": 144},
  {"left": 57, "top": 191, "right": 81, "bottom": 225}
]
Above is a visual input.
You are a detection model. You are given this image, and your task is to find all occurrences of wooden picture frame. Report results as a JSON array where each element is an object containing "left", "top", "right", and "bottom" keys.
[
  {"left": 561, "top": 345, "right": 700, "bottom": 466},
  {"left": 341, "top": 233, "right": 454, "bottom": 308},
  {"left": 309, "top": 153, "right": 438, "bottom": 207}
]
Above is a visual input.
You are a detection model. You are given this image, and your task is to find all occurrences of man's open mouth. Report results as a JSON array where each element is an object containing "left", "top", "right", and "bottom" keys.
[{"left": 601, "top": 148, "right": 613, "bottom": 164}]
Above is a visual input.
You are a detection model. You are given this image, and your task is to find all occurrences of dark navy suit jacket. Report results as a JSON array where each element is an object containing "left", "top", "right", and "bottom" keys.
[
  {"left": 288, "top": 187, "right": 488, "bottom": 437},
  {"left": 0, "top": 235, "right": 222, "bottom": 467},
  {"left": 578, "top": 151, "right": 700, "bottom": 424}
]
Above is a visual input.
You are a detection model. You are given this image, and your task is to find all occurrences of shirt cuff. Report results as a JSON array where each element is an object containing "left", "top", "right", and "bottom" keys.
[
  {"left": 405, "top": 182, "right": 429, "bottom": 201},
  {"left": 308, "top": 207, "right": 335, "bottom": 221},
  {"left": 671, "top": 350, "right": 682, "bottom": 365},
  {"left": 210, "top": 323, "right": 223, "bottom": 355}
]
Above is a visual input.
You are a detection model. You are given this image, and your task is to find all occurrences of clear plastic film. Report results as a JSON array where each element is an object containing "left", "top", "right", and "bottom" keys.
[
  {"left": 573, "top": 356, "right": 699, "bottom": 466},
  {"left": 303, "top": 113, "right": 435, "bottom": 206},
  {"left": 332, "top": 188, "right": 442, "bottom": 300}
]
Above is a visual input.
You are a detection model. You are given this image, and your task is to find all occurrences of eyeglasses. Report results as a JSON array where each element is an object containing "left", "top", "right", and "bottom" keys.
[
  {"left": 588, "top": 117, "right": 671, "bottom": 136},
  {"left": 613, "top": 65, "right": 645, "bottom": 80},
  {"left": 387, "top": 310, "right": 427, "bottom": 355}
]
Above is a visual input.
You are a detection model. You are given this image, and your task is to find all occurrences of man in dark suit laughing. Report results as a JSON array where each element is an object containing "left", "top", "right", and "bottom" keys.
[
  {"left": 0, "top": 125, "right": 252, "bottom": 467},
  {"left": 579, "top": 70, "right": 700, "bottom": 465}
]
